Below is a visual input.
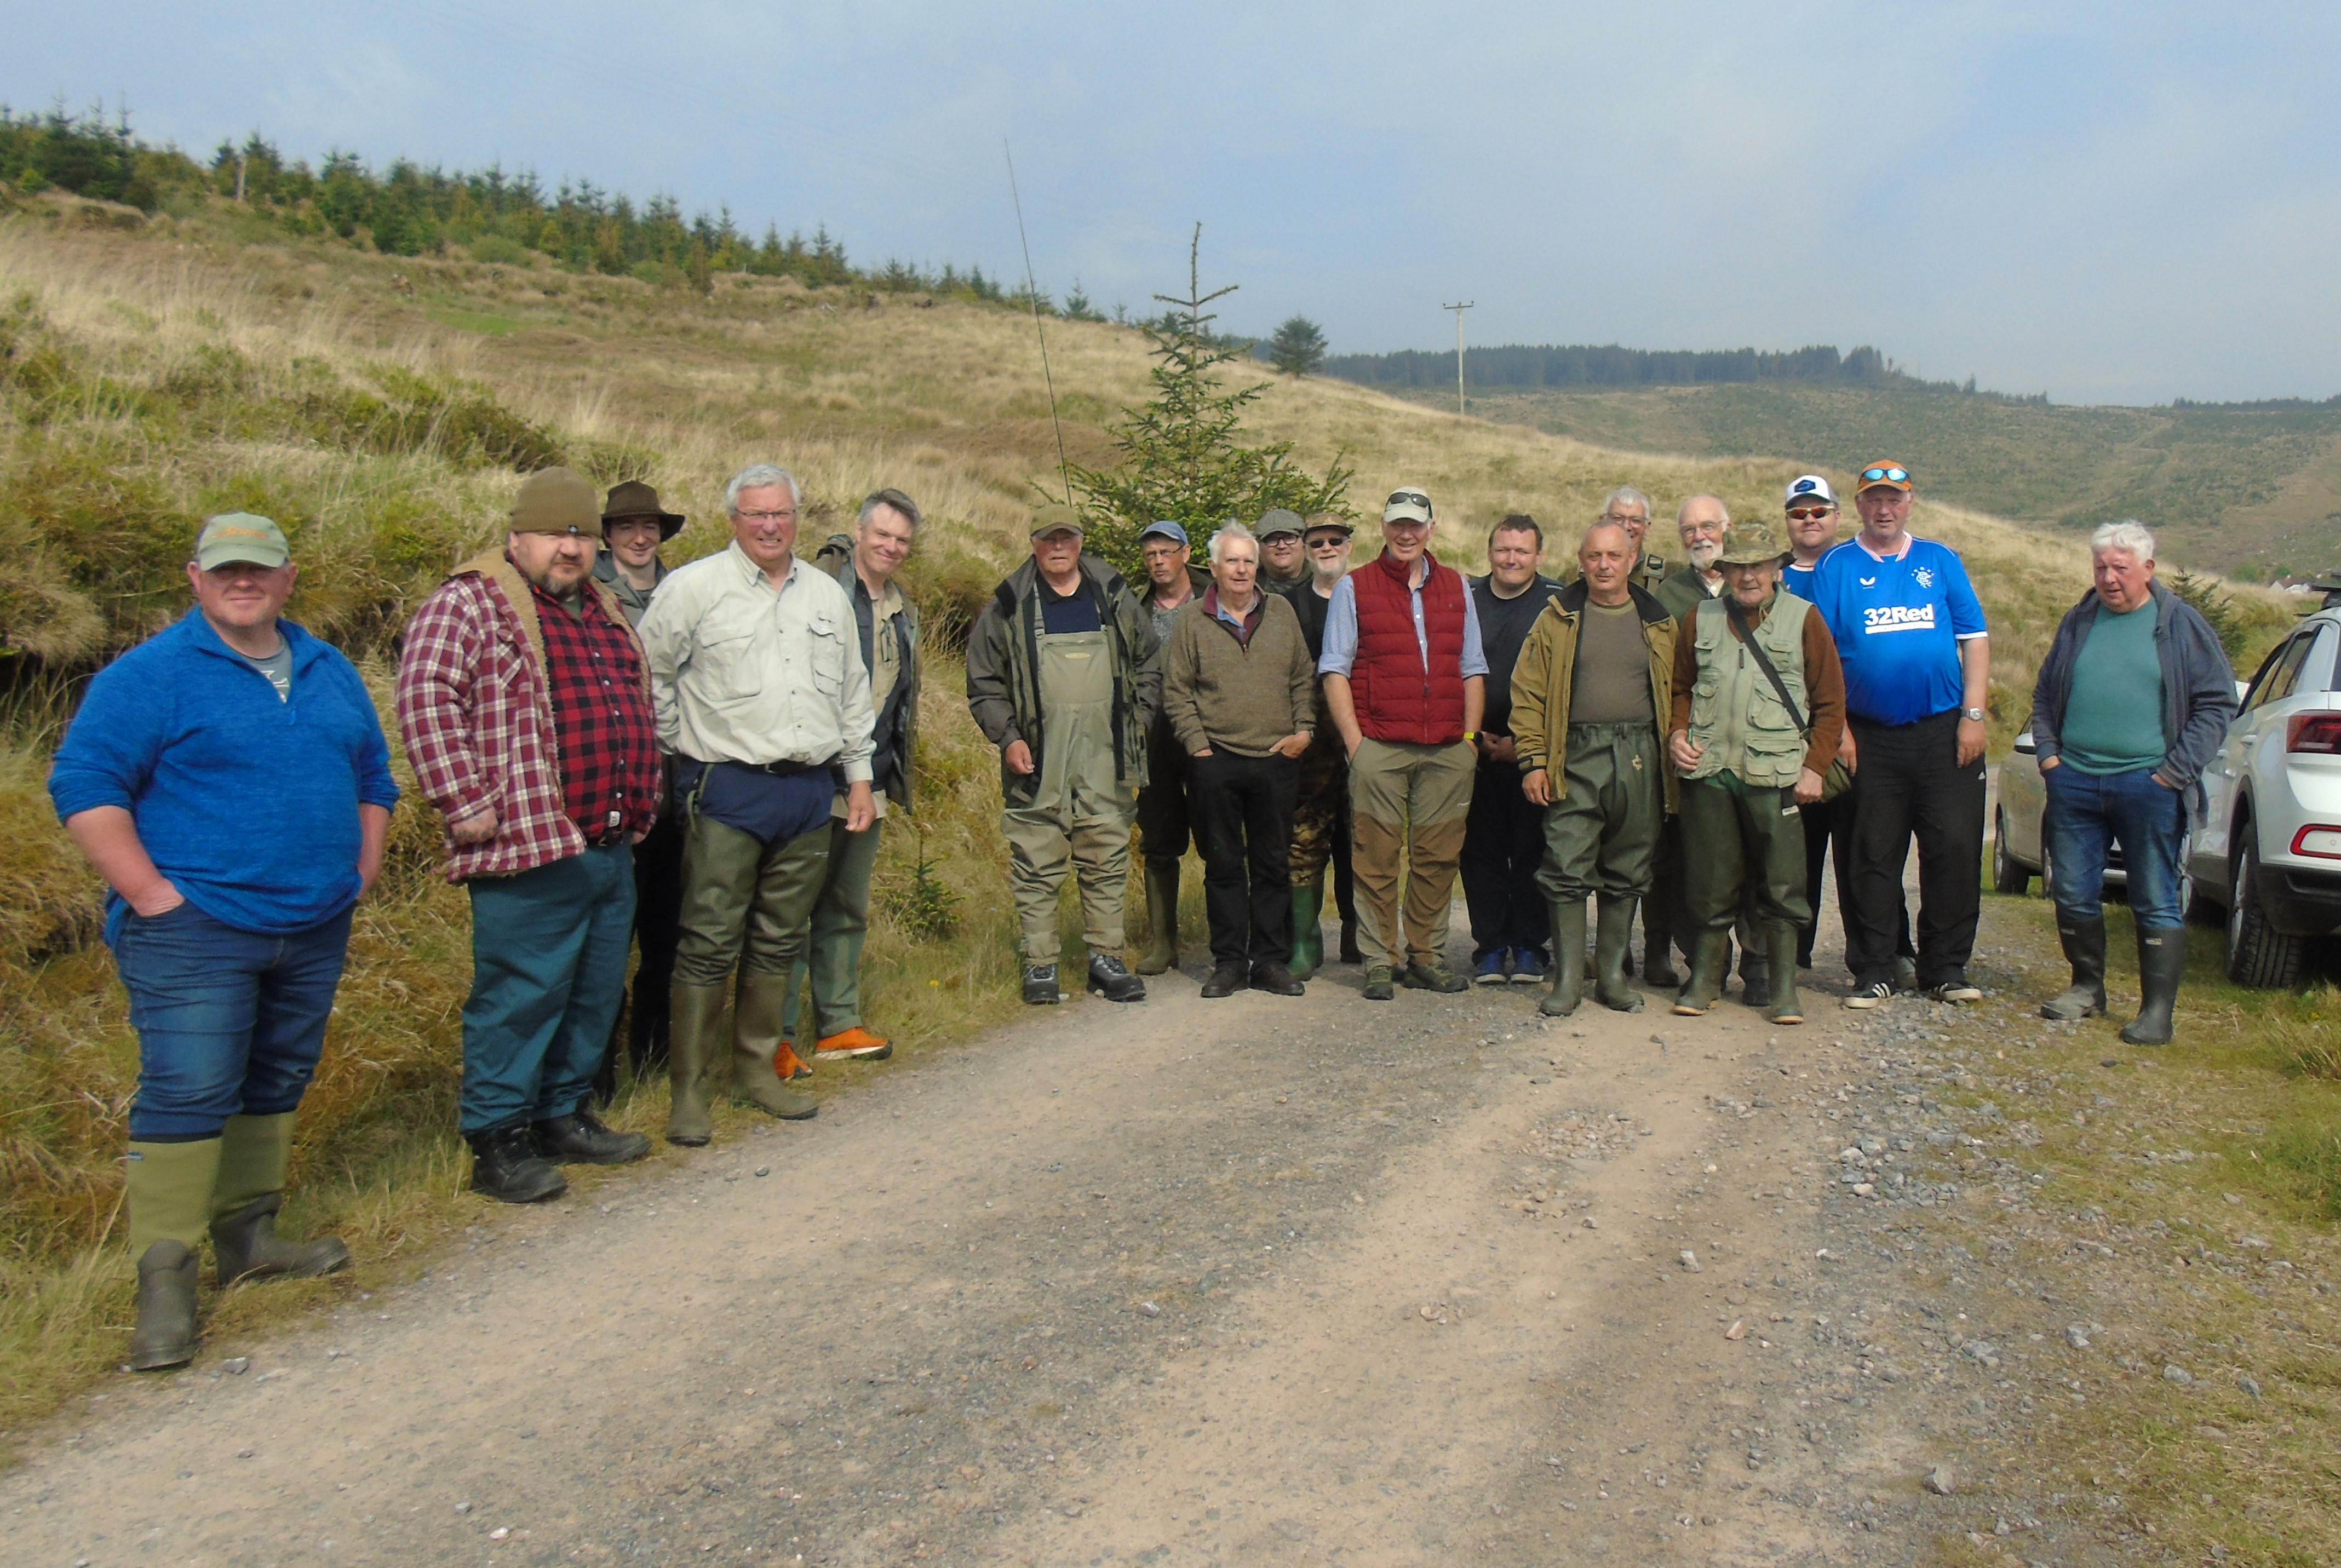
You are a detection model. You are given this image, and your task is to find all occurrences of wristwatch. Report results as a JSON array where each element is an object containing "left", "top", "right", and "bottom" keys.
[{"left": 1960, "top": 707, "right": 1987, "bottom": 722}]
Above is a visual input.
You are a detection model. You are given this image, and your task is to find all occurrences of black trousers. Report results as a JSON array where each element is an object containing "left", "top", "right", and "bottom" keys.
[
  {"left": 1135, "top": 719, "right": 1192, "bottom": 863},
  {"left": 1845, "top": 710, "right": 1986, "bottom": 989},
  {"left": 1190, "top": 750, "right": 1299, "bottom": 967},
  {"left": 1799, "top": 787, "right": 1915, "bottom": 971},
  {"left": 594, "top": 809, "right": 686, "bottom": 1102},
  {"left": 1460, "top": 761, "right": 1549, "bottom": 958}
]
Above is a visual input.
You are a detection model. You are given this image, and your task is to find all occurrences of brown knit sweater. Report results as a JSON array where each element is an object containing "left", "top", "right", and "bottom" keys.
[{"left": 1161, "top": 588, "right": 1317, "bottom": 757}]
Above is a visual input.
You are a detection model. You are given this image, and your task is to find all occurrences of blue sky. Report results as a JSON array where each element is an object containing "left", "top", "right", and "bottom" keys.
[{"left": 16, "top": 2, "right": 2340, "bottom": 405}]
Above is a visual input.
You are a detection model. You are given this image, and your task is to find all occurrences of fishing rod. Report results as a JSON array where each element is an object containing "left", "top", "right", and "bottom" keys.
[{"left": 1004, "top": 140, "right": 1073, "bottom": 504}]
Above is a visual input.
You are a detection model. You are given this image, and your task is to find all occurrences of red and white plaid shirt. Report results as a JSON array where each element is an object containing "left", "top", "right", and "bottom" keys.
[{"left": 395, "top": 553, "right": 661, "bottom": 883}]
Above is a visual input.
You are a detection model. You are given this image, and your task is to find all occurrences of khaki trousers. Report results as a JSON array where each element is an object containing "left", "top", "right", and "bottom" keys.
[{"left": 1347, "top": 736, "right": 1476, "bottom": 968}]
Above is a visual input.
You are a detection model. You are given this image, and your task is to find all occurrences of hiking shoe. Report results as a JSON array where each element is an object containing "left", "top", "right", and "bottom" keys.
[
  {"left": 813, "top": 1026, "right": 892, "bottom": 1062},
  {"left": 1924, "top": 980, "right": 1983, "bottom": 1003},
  {"left": 1401, "top": 960, "right": 1469, "bottom": 994},
  {"left": 1087, "top": 953, "right": 1147, "bottom": 1003},
  {"left": 1362, "top": 963, "right": 1396, "bottom": 1001},
  {"left": 774, "top": 1042, "right": 814, "bottom": 1081},
  {"left": 1199, "top": 960, "right": 1248, "bottom": 999},
  {"left": 1510, "top": 947, "right": 1551, "bottom": 985},
  {"left": 531, "top": 1109, "right": 652, "bottom": 1166},
  {"left": 467, "top": 1124, "right": 567, "bottom": 1204},
  {"left": 1022, "top": 963, "right": 1063, "bottom": 1006},
  {"left": 1249, "top": 961, "right": 1305, "bottom": 997},
  {"left": 1844, "top": 981, "right": 1895, "bottom": 1010},
  {"left": 1473, "top": 951, "right": 1511, "bottom": 986}
]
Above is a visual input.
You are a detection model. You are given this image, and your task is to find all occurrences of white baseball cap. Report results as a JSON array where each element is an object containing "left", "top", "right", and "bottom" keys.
[{"left": 1784, "top": 474, "right": 1838, "bottom": 508}]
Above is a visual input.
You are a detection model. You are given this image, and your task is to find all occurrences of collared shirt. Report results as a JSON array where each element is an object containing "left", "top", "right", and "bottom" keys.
[
  {"left": 530, "top": 580, "right": 662, "bottom": 844},
  {"left": 1206, "top": 584, "right": 1266, "bottom": 646},
  {"left": 835, "top": 568, "right": 909, "bottom": 823},
  {"left": 1315, "top": 564, "right": 1490, "bottom": 679},
  {"left": 636, "top": 541, "right": 876, "bottom": 781}
]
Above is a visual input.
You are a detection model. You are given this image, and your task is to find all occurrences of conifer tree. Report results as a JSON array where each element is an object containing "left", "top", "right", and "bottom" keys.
[
  {"left": 1068, "top": 227, "right": 1352, "bottom": 572},
  {"left": 1266, "top": 315, "right": 1328, "bottom": 377}
]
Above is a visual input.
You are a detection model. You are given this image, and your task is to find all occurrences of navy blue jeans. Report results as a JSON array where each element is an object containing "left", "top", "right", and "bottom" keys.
[
  {"left": 2043, "top": 763, "right": 2185, "bottom": 928},
  {"left": 461, "top": 845, "right": 635, "bottom": 1135},
  {"left": 116, "top": 902, "right": 354, "bottom": 1141}
]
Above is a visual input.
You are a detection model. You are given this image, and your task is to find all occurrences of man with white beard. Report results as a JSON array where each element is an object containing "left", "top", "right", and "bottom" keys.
[{"left": 1654, "top": 495, "right": 1731, "bottom": 621}]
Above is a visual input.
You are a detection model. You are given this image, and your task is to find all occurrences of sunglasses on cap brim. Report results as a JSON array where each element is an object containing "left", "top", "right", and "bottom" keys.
[
  {"left": 1386, "top": 491, "right": 1431, "bottom": 509},
  {"left": 1859, "top": 466, "right": 1910, "bottom": 486}
]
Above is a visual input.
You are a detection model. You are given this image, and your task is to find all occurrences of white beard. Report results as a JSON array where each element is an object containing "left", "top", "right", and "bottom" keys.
[{"left": 1688, "top": 539, "right": 1723, "bottom": 570}]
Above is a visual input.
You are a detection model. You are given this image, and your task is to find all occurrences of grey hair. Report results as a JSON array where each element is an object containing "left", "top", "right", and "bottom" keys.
[
  {"left": 2090, "top": 520, "right": 2155, "bottom": 562},
  {"left": 725, "top": 463, "right": 802, "bottom": 514},
  {"left": 1677, "top": 494, "right": 1731, "bottom": 527},
  {"left": 1600, "top": 485, "right": 1653, "bottom": 519},
  {"left": 1208, "top": 521, "right": 1259, "bottom": 565},
  {"left": 859, "top": 487, "right": 922, "bottom": 531}
]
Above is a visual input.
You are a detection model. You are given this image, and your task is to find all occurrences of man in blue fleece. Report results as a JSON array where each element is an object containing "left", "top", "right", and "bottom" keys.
[{"left": 49, "top": 513, "right": 399, "bottom": 1372}]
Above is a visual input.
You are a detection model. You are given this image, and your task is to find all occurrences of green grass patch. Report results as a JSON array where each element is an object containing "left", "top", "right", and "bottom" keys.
[{"left": 422, "top": 303, "right": 527, "bottom": 336}]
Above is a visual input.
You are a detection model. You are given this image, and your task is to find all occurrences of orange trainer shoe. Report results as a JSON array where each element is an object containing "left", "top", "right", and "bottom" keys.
[
  {"left": 773, "top": 1042, "right": 814, "bottom": 1081},
  {"left": 813, "top": 1026, "right": 892, "bottom": 1062}
]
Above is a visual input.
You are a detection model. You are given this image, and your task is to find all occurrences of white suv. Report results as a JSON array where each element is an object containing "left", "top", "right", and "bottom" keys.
[{"left": 2188, "top": 591, "right": 2341, "bottom": 987}]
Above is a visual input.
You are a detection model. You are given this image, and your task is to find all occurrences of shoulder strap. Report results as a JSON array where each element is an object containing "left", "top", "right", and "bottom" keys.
[{"left": 1722, "top": 596, "right": 1810, "bottom": 737}]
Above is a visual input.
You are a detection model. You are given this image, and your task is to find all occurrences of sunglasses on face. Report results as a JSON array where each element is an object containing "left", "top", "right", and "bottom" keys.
[
  {"left": 1859, "top": 467, "right": 1910, "bottom": 485},
  {"left": 1786, "top": 506, "right": 1837, "bottom": 521}
]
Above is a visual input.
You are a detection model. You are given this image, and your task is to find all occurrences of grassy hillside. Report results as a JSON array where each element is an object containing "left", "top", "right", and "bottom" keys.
[
  {"left": 1374, "top": 381, "right": 2341, "bottom": 583},
  {"left": 0, "top": 190, "right": 2302, "bottom": 1438}
]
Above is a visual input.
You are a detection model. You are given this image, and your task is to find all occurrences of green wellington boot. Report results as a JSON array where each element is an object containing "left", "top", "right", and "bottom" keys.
[
  {"left": 209, "top": 1112, "right": 350, "bottom": 1286},
  {"left": 2121, "top": 926, "right": 2187, "bottom": 1046},
  {"left": 1541, "top": 899, "right": 1587, "bottom": 1017},
  {"left": 125, "top": 1137, "right": 222, "bottom": 1370},
  {"left": 731, "top": 970, "right": 819, "bottom": 1121},
  {"left": 1137, "top": 858, "right": 1180, "bottom": 975},
  {"left": 2041, "top": 915, "right": 2109, "bottom": 1021},
  {"left": 1763, "top": 922, "right": 1805, "bottom": 1025},
  {"left": 1672, "top": 931, "right": 1731, "bottom": 1016},
  {"left": 1288, "top": 875, "right": 1326, "bottom": 982},
  {"left": 1593, "top": 892, "right": 1644, "bottom": 1013},
  {"left": 665, "top": 980, "right": 730, "bottom": 1146}
]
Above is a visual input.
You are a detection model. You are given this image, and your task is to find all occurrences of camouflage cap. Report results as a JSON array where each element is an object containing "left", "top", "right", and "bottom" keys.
[{"left": 1717, "top": 519, "right": 1789, "bottom": 566}]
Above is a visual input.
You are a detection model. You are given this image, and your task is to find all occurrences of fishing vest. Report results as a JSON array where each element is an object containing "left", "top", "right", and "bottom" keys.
[
  {"left": 1685, "top": 595, "right": 1812, "bottom": 789},
  {"left": 1350, "top": 550, "right": 1469, "bottom": 745}
]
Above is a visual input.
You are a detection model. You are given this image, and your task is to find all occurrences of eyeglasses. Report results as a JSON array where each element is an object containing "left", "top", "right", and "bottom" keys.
[
  {"left": 736, "top": 508, "right": 797, "bottom": 524},
  {"left": 1598, "top": 511, "right": 1646, "bottom": 525},
  {"left": 1785, "top": 506, "right": 1837, "bottom": 521},
  {"left": 1859, "top": 466, "right": 1910, "bottom": 485}
]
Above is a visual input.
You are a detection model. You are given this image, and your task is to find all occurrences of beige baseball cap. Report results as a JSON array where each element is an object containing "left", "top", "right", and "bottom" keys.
[{"left": 1381, "top": 486, "right": 1433, "bottom": 525}]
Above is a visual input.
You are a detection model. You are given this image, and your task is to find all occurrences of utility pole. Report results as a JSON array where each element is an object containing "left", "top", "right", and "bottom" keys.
[
  {"left": 235, "top": 150, "right": 248, "bottom": 203},
  {"left": 1442, "top": 300, "right": 1474, "bottom": 416}
]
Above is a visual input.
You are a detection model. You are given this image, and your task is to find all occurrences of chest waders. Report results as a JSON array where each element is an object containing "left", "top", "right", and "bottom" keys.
[
  {"left": 1674, "top": 598, "right": 1815, "bottom": 1025},
  {"left": 1002, "top": 628, "right": 1138, "bottom": 962}
]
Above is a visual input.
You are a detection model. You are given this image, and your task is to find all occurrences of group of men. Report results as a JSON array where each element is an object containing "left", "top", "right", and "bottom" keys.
[{"left": 53, "top": 452, "right": 2236, "bottom": 1371}]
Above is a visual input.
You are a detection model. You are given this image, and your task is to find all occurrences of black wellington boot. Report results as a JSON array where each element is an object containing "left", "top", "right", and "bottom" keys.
[
  {"left": 2121, "top": 926, "right": 2187, "bottom": 1046},
  {"left": 2041, "top": 915, "right": 2109, "bottom": 1021}
]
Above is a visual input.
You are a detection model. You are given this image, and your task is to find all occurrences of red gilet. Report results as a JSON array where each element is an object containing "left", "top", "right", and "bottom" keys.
[{"left": 1349, "top": 549, "right": 1468, "bottom": 744}]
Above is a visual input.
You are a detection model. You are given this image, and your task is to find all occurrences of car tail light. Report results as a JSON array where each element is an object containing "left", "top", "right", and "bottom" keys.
[
  {"left": 2294, "top": 826, "right": 2341, "bottom": 859},
  {"left": 2291, "top": 713, "right": 2341, "bottom": 753}
]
